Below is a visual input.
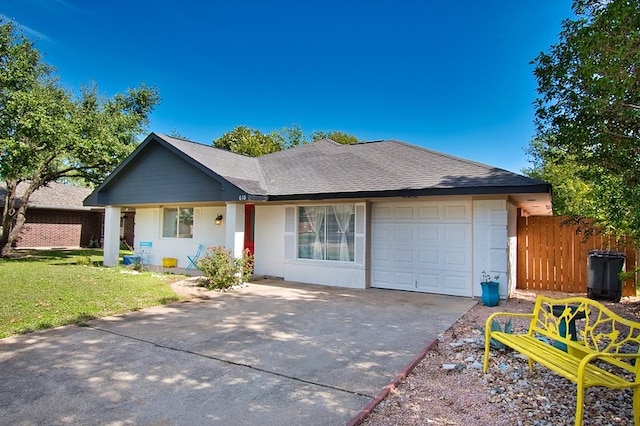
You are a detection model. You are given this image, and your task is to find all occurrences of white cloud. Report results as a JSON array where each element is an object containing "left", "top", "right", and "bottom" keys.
[{"left": 0, "top": 14, "right": 52, "bottom": 43}]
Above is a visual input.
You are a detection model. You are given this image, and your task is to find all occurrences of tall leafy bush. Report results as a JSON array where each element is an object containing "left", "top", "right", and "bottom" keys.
[{"left": 197, "top": 246, "right": 254, "bottom": 290}]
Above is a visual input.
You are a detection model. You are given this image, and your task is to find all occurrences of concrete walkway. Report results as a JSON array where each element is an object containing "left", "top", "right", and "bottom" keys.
[{"left": 0, "top": 279, "right": 476, "bottom": 425}]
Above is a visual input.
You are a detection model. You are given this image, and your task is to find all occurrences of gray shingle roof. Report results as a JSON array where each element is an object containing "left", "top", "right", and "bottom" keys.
[
  {"left": 154, "top": 134, "right": 548, "bottom": 199},
  {"left": 258, "top": 139, "right": 545, "bottom": 197},
  {"left": 159, "top": 135, "right": 268, "bottom": 194},
  {"left": 0, "top": 182, "right": 94, "bottom": 210}
]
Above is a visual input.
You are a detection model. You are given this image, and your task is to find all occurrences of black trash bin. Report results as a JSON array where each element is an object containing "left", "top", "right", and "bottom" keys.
[{"left": 587, "top": 250, "right": 625, "bottom": 302}]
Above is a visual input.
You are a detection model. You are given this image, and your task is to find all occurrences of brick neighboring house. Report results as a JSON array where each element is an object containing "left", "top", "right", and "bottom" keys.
[{"left": 0, "top": 182, "right": 134, "bottom": 249}]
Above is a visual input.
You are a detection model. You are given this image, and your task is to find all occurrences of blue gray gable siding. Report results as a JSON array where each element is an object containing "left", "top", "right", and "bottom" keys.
[
  {"left": 84, "top": 134, "right": 251, "bottom": 206},
  {"left": 84, "top": 133, "right": 551, "bottom": 207},
  {"left": 95, "top": 144, "right": 228, "bottom": 204}
]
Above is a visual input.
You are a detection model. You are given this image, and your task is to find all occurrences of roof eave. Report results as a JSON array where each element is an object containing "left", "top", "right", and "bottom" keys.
[
  {"left": 28, "top": 205, "right": 96, "bottom": 212},
  {"left": 266, "top": 184, "right": 552, "bottom": 202}
]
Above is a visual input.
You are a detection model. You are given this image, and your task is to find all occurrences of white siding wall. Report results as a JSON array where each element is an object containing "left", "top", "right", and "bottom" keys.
[
  {"left": 284, "top": 262, "right": 367, "bottom": 288},
  {"left": 254, "top": 204, "right": 285, "bottom": 277},
  {"left": 472, "top": 199, "right": 509, "bottom": 298},
  {"left": 134, "top": 206, "right": 226, "bottom": 268}
]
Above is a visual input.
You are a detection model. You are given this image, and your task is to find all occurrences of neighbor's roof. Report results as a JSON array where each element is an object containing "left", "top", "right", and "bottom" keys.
[
  {"left": 158, "top": 133, "right": 549, "bottom": 200},
  {"left": 0, "top": 182, "right": 95, "bottom": 211}
]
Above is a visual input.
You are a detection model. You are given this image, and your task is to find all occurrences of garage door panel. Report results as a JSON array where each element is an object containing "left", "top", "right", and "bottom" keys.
[
  {"left": 371, "top": 270, "right": 391, "bottom": 286},
  {"left": 394, "top": 225, "right": 417, "bottom": 241},
  {"left": 395, "top": 249, "right": 415, "bottom": 265},
  {"left": 371, "top": 201, "right": 472, "bottom": 296},
  {"left": 444, "top": 250, "right": 468, "bottom": 267},
  {"left": 394, "top": 271, "right": 415, "bottom": 287},
  {"left": 445, "top": 227, "right": 468, "bottom": 245},
  {"left": 372, "top": 247, "right": 391, "bottom": 263},
  {"left": 395, "top": 205, "right": 417, "bottom": 219},
  {"left": 418, "top": 250, "right": 439, "bottom": 266},
  {"left": 419, "top": 227, "right": 440, "bottom": 242},
  {"left": 417, "top": 273, "right": 439, "bottom": 290},
  {"left": 373, "top": 205, "right": 393, "bottom": 220},
  {"left": 419, "top": 205, "right": 440, "bottom": 219},
  {"left": 445, "top": 204, "right": 470, "bottom": 220},
  {"left": 372, "top": 224, "right": 391, "bottom": 242}
]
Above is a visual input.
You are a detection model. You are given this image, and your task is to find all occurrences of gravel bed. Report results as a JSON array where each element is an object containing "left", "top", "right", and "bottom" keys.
[{"left": 362, "top": 289, "right": 640, "bottom": 426}]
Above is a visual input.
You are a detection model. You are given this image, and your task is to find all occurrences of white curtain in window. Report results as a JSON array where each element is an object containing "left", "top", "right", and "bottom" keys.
[
  {"left": 163, "top": 208, "right": 178, "bottom": 238},
  {"left": 332, "top": 205, "right": 354, "bottom": 261},
  {"left": 304, "top": 206, "right": 325, "bottom": 260}
]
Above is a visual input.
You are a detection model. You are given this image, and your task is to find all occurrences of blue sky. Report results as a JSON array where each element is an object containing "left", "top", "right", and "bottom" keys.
[{"left": 2, "top": 0, "right": 573, "bottom": 173}]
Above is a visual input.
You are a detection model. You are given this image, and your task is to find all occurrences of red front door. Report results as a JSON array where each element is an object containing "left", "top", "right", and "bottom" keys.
[{"left": 244, "top": 204, "right": 255, "bottom": 256}]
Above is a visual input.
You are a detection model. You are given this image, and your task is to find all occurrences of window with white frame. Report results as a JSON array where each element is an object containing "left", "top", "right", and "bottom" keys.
[
  {"left": 298, "top": 205, "right": 355, "bottom": 261},
  {"left": 162, "top": 207, "right": 194, "bottom": 238}
]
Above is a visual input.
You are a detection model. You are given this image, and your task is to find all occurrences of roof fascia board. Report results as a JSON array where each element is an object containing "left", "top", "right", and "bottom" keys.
[{"left": 266, "top": 184, "right": 552, "bottom": 202}]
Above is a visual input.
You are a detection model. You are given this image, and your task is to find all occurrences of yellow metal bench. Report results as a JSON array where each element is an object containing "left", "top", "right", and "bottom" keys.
[{"left": 483, "top": 295, "right": 640, "bottom": 426}]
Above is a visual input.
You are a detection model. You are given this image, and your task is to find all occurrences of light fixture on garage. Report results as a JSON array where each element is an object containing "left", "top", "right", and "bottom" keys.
[{"left": 215, "top": 214, "right": 223, "bottom": 225}]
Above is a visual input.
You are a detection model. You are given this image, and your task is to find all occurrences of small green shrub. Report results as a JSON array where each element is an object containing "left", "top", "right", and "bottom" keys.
[
  {"left": 197, "top": 246, "right": 254, "bottom": 290},
  {"left": 76, "top": 255, "right": 93, "bottom": 266},
  {"left": 237, "top": 248, "right": 255, "bottom": 284},
  {"left": 131, "top": 261, "right": 144, "bottom": 271}
]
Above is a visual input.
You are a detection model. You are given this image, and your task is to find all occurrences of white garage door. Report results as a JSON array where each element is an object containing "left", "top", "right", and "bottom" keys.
[{"left": 371, "top": 201, "right": 473, "bottom": 296}]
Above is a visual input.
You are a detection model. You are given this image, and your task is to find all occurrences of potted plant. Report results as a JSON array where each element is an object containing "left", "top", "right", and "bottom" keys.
[{"left": 481, "top": 271, "right": 500, "bottom": 307}]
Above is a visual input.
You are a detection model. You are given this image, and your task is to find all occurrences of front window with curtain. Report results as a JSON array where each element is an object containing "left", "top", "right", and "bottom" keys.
[
  {"left": 298, "top": 205, "right": 354, "bottom": 261},
  {"left": 162, "top": 207, "right": 194, "bottom": 238}
]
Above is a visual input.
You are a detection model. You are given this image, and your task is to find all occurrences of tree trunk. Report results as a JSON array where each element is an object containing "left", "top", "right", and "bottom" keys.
[
  {"left": 0, "top": 179, "right": 39, "bottom": 257},
  {"left": 0, "top": 180, "right": 17, "bottom": 257}
]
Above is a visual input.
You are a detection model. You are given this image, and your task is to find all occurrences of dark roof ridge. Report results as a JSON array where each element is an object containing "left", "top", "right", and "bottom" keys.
[
  {"left": 257, "top": 138, "right": 343, "bottom": 158},
  {"left": 253, "top": 149, "right": 271, "bottom": 193},
  {"left": 157, "top": 133, "right": 254, "bottom": 158}
]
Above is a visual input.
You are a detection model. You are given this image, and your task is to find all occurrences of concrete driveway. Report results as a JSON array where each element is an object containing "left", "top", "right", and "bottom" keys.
[{"left": 0, "top": 279, "right": 476, "bottom": 425}]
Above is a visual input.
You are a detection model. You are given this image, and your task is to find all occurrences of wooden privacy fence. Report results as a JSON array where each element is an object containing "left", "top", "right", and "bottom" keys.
[{"left": 517, "top": 215, "right": 637, "bottom": 296}]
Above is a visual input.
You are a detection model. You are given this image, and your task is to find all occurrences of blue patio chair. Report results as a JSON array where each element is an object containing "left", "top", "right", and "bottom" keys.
[
  {"left": 138, "top": 241, "right": 152, "bottom": 265},
  {"left": 187, "top": 244, "right": 206, "bottom": 270}
]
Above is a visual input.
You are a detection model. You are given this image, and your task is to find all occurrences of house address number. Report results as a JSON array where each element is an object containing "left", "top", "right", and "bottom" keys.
[{"left": 238, "top": 194, "right": 248, "bottom": 201}]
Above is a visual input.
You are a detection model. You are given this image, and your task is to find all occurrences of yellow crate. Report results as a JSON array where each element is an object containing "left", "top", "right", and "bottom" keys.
[{"left": 162, "top": 257, "right": 177, "bottom": 268}]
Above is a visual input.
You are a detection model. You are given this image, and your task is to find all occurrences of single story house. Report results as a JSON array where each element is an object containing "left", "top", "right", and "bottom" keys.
[
  {"left": 84, "top": 132, "right": 552, "bottom": 298},
  {"left": 0, "top": 181, "right": 135, "bottom": 249}
]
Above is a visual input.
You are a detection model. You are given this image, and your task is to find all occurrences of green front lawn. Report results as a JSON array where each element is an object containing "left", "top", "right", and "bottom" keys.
[{"left": 0, "top": 249, "right": 186, "bottom": 339}]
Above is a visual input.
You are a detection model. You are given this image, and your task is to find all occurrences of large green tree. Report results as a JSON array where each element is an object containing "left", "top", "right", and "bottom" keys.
[
  {"left": 0, "top": 22, "right": 160, "bottom": 256},
  {"left": 528, "top": 0, "right": 640, "bottom": 239},
  {"left": 309, "top": 130, "right": 359, "bottom": 145},
  {"left": 212, "top": 125, "right": 283, "bottom": 156},
  {"left": 213, "top": 125, "right": 360, "bottom": 157},
  {"left": 525, "top": 136, "right": 603, "bottom": 216}
]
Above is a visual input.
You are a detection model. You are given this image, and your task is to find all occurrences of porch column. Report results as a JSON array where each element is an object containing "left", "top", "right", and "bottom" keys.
[
  {"left": 225, "top": 203, "right": 245, "bottom": 258},
  {"left": 103, "top": 206, "right": 121, "bottom": 266}
]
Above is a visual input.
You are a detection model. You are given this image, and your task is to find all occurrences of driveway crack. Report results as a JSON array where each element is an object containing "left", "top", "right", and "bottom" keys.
[{"left": 86, "top": 325, "right": 375, "bottom": 400}]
